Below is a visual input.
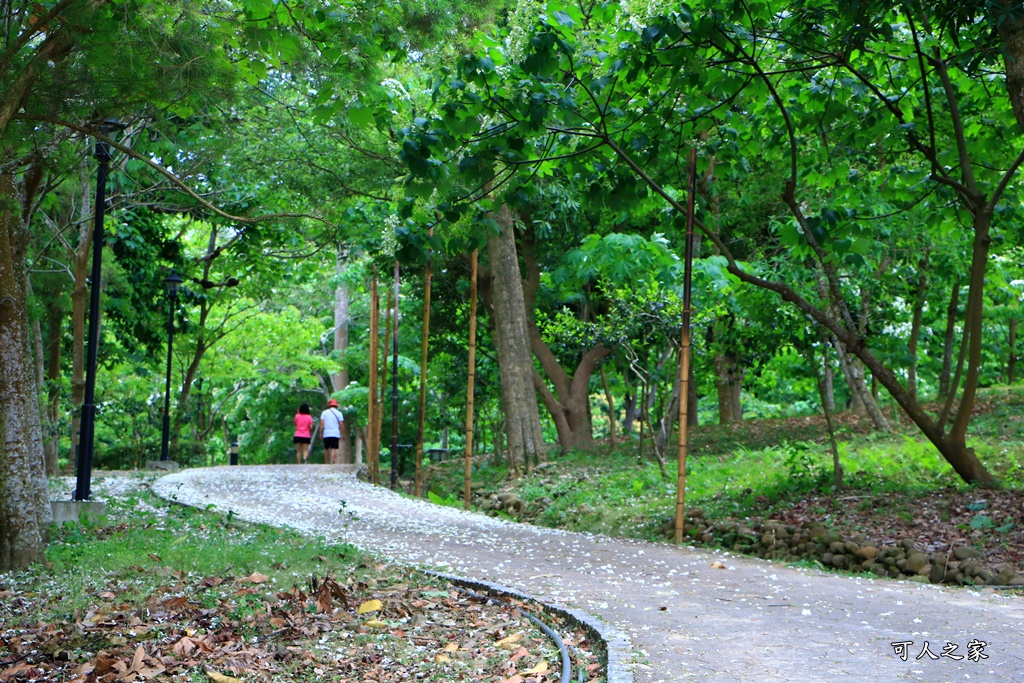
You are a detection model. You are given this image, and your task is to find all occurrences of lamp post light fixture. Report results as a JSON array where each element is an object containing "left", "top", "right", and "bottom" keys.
[
  {"left": 160, "top": 270, "right": 183, "bottom": 462},
  {"left": 73, "top": 121, "right": 122, "bottom": 502}
]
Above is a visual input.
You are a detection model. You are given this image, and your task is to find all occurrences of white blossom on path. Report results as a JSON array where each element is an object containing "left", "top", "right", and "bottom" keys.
[{"left": 154, "top": 465, "right": 1024, "bottom": 682}]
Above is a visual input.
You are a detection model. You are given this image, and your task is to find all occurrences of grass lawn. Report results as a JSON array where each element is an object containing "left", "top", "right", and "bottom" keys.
[{"left": 424, "top": 385, "right": 1024, "bottom": 576}]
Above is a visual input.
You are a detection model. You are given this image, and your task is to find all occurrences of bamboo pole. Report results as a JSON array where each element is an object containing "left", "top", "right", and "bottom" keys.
[
  {"left": 415, "top": 231, "right": 434, "bottom": 497},
  {"left": 368, "top": 267, "right": 380, "bottom": 485},
  {"left": 675, "top": 148, "right": 697, "bottom": 545},
  {"left": 464, "top": 250, "right": 479, "bottom": 510},
  {"left": 379, "top": 284, "right": 392, "bottom": 486},
  {"left": 390, "top": 260, "right": 400, "bottom": 491}
]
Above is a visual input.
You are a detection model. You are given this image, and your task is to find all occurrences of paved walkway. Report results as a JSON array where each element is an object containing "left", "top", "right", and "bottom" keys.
[{"left": 153, "top": 465, "right": 1024, "bottom": 682}]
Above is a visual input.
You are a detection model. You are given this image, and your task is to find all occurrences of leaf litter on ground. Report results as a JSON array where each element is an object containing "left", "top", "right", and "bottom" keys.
[{"left": 1, "top": 475, "right": 604, "bottom": 683}]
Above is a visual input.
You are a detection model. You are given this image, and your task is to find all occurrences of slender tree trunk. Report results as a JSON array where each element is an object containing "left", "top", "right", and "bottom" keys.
[
  {"left": 332, "top": 251, "right": 352, "bottom": 464},
  {"left": 600, "top": 366, "right": 616, "bottom": 446},
  {"left": 807, "top": 340, "right": 842, "bottom": 488},
  {"left": 939, "top": 278, "right": 960, "bottom": 400},
  {"left": 43, "top": 295, "right": 63, "bottom": 475},
  {"left": 487, "top": 205, "right": 545, "bottom": 472},
  {"left": 463, "top": 250, "right": 478, "bottom": 509},
  {"left": 907, "top": 264, "right": 928, "bottom": 401},
  {"left": 68, "top": 172, "right": 92, "bottom": 469},
  {"left": 822, "top": 340, "right": 836, "bottom": 412},
  {"left": 654, "top": 374, "right": 680, "bottom": 464},
  {"left": 622, "top": 375, "right": 637, "bottom": 435}
]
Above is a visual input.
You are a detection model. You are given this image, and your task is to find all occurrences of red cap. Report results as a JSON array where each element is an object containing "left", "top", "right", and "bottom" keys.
[{"left": 327, "top": 399, "right": 339, "bottom": 408}]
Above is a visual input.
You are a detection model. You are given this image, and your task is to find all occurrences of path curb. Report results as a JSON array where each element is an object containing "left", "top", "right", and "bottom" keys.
[{"left": 425, "top": 571, "right": 633, "bottom": 683}]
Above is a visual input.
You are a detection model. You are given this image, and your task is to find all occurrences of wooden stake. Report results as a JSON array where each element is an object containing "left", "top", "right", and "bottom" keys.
[
  {"left": 415, "top": 231, "right": 433, "bottom": 497},
  {"left": 464, "top": 250, "right": 479, "bottom": 510},
  {"left": 675, "top": 148, "right": 697, "bottom": 545}
]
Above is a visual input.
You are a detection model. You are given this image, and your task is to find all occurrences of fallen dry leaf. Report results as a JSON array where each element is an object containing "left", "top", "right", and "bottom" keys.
[
  {"left": 510, "top": 646, "right": 529, "bottom": 662},
  {"left": 364, "top": 619, "right": 387, "bottom": 628},
  {"left": 442, "top": 642, "right": 459, "bottom": 652},
  {"left": 523, "top": 660, "right": 549, "bottom": 674},
  {"left": 357, "top": 599, "right": 382, "bottom": 614},
  {"left": 435, "top": 654, "right": 450, "bottom": 662},
  {"left": 236, "top": 572, "right": 269, "bottom": 584},
  {"left": 205, "top": 669, "right": 244, "bottom": 683},
  {"left": 496, "top": 632, "right": 523, "bottom": 647}
]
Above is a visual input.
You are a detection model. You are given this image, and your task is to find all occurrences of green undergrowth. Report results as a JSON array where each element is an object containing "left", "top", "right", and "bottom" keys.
[
  {"left": 4, "top": 481, "right": 403, "bottom": 631},
  {"left": 426, "top": 385, "right": 1024, "bottom": 541}
]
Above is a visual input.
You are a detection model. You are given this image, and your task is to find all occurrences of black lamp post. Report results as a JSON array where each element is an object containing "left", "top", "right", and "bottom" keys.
[
  {"left": 160, "top": 270, "right": 183, "bottom": 462},
  {"left": 74, "top": 123, "right": 120, "bottom": 501}
]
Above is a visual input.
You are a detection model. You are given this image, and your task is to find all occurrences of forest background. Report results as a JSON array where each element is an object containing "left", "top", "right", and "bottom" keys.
[{"left": 3, "top": 0, "right": 1024, "bottom": 570}]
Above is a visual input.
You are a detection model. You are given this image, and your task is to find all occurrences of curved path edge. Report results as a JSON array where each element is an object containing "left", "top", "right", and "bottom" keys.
[
  {"left": 424, "top": 570, "right": 633, "bottom": 683},
  {"left": 150, "top": 465, "right": 1024, "bottom": 682}
]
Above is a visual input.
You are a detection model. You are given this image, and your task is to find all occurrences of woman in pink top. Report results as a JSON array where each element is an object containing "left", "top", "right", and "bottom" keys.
[{"left": 294, "top": 403, "right": 314, "bottom": 464}]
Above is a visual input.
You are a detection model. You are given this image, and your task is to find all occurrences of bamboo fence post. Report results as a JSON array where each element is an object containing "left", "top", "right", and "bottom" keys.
[
  {"left": 379, "top": 285, "right": 392, "bottom": 486},
  {"left": 390, "top": 260, "right": 401, "bottom": 491},
  {"left": 368, "top": 267, "right": 380, "bottom": 485},
  {"left": 675, "top": 148, "right": 697, "bottom": 545},
  {"left": 415, "top": 231, "right": 433, "bottom": 497},
  {"left": 464, "top": 250, "right": 479, "bottom": 509}
]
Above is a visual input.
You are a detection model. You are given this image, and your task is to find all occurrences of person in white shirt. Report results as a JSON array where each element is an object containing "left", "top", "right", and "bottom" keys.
[{"left": 314, "top": 398, "right": 344, "bottom": 464}]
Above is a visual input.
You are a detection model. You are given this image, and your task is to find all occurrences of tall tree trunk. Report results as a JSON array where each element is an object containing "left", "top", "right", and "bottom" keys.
[
  {"left": 835, "top": 340, "right": 889, "bottom": 429},
  {"left": 687, "top": 361, "right": 699, "bottom": 428},
  {"left": 714, "top": 352, "right": 743, "bottom": 424},
  {"left": 331, "top": 250, "right": 352, "bottom": 464},
  {"left": 997, "top": 0, "right": 1024, "bottom": 132},
  {"left": 43, "top": 294, "right": 63, "bottom": 475},
  {"left": 0, "top": 171, "right": 51, "bottom": 571},
  {"left": 487, "top": 205, "right": 545, "bottom": 472},
  {"left": 522, "top": 240, "right": 608, "bottom": 451}
]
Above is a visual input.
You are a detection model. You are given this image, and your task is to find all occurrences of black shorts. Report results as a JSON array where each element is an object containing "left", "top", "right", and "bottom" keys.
[
  {"left": 293, "top": 436, "right": 311, "bottom": 444},
  {"left": 323, "top": 437, "right": 340, "bottom": 449}
]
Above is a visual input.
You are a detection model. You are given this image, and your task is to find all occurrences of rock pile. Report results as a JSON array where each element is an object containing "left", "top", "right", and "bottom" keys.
[{"left": 658, "top": 509, "right": 1024, "bottom": 586}]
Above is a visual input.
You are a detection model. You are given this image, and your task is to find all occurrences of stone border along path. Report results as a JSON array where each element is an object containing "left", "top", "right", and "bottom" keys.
[{"left": 152, "top": 465, "right": 1024, "bottom": 682}]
